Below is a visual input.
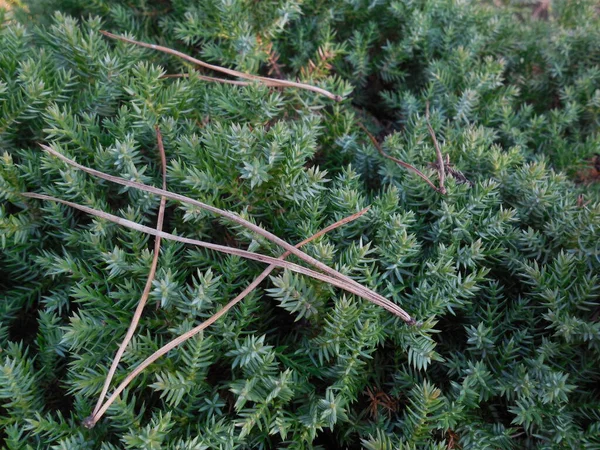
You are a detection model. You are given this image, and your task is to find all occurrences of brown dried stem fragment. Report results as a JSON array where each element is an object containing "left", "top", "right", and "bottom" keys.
[
  {"left": 425, "top": 101, "right": 447, "bottom": 195},
  {"left": 444, "top": 155, "right": 474, "bottom": 187},
  {"left": 365, "top": 386, "right": 399, "bottom": 419},
  {"left": 100, "top": 31, "right": 343, "bottom": 102},
  {"left": 357, "top": 122, "right": 442, "bottom": 194}
]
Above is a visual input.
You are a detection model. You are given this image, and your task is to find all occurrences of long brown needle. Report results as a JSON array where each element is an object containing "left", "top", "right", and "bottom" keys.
[
  {"left": 100, "top": 31, "right": 343, "bottom": 102},
  {"left": 91, "top": 126, "right": 168, "bottom": 417},
  {"left": 23, "top": 191, "right": 412, "bottom": 321}
]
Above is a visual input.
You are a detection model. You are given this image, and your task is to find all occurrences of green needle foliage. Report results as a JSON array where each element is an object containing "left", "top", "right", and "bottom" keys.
[{"left": 1, "top": 0, "right": 600, "bottom": 449}]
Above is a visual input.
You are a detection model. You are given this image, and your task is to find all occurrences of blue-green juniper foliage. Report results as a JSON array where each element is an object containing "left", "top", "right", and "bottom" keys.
[{"left": 1, "top": 0, "right": 600, "bottom": 448}]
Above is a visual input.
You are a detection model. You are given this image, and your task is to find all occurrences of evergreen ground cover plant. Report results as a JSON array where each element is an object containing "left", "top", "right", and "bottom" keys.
[{"left": 1, "top": 0, "right": 600, "bottom": 448}]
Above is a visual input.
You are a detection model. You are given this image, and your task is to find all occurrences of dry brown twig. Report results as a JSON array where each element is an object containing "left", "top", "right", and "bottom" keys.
[
  {"left": 445, "top": 429, "right": 461, "bottom": 449},
  {"left": 429, "top": 154, "right": 474, "bottom": 187},
  {"left": 264, "top": 41, "right": 285, "bottom": 79},
  {"left": 360, "top": 107, "right": 472, "bottom": 192},
  {"left": 532, "top": 0, "right": 551, "bottom": 20},
  {"left": 80, "top": 207, "right": 370, "bottom": 427},
  {"left": 91, "top": 126, "right": 168, "bottom": 419},
  {"left": 365, "top": 386, "right": 399, "bottom": 419},
  {"left": 357, "top": 121, "right": 443, "bottom": 194},
  {"left": 100, "top": 31, "right": 343, "bottom": 102},
  {"left": 425, "top": 101, "right": 447, "bottom": 195}
]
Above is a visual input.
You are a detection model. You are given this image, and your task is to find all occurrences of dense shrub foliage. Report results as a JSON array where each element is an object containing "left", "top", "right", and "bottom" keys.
[{"left": 1, "top": 1, "right": 599, "bottom": 448}]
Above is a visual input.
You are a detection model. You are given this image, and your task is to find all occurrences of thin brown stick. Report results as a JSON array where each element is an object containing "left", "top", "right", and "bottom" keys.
[
  {"left": 100, "top": 31, "right": 343, "bottom": 102},
  {"left": 425, "top": 102, "right": 446, "bottom": 195},
  {"left": 23, "top": 192, "right": 412, "bottom": 322},
  {"left": 91, "top": 127, "right": 168, "bottom": 417},
  {"left": 38, "top": 144, "right": 411, "bottom": 322},
  {"left": 82, "top": 207, "right": 371, "bottom": 427},
  {"left": 357, "top": 122, "right": 442, "bottom": 193}
]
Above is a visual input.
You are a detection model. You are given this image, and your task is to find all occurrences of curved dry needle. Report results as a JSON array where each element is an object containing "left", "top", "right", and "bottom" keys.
[
  {"left": 100, "top": 31, "right": 343, "bottom": 102},
  {"left": 83, "top": 207, "right": 371, "bottom": 428},
  {"left": 92, "top": 126, "right": 168, "bottom": 417},
  {"left": 37, "top": 144, "right": 413, "bottom": 323}
]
